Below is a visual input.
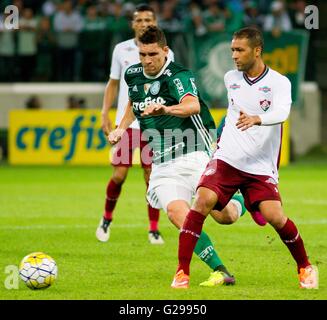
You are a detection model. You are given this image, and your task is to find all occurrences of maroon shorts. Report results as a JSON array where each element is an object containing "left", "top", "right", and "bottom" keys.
[
  {"left": 197, "top": 159, "right": 281, "bottom": 212},
  {"left": 111, "top": 128, "right": 152, "bottom": 168}
]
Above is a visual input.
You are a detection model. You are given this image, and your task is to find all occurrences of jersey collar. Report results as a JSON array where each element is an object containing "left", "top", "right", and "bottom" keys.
[
  {"left": 243, "top": 65, "right": 269, "bottom": 86},
  {"left": 143, "top": 57, "right": 172, "bottom": 80}
]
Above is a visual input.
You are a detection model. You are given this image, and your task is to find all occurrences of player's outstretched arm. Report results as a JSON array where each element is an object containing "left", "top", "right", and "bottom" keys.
[
  {"left": 108, "top": 100, "right": 135, "bottom": 145},
  {"left": 141, "top": 95, "right": 200, "bottom": 118},
  {"left": 101, "top": 78, "right": 119, "bottom": 135}
]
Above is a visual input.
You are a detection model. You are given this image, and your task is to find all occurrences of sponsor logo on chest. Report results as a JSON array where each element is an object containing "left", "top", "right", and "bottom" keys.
[
  {"left": 133, "top": 96, "right": 166, "bottom": 112},
  {"left": 230, "top": 83, "right": 241, "bottom": 90},
  {"left": 259, "top": 86, "right": 271, "bottom": 93}
]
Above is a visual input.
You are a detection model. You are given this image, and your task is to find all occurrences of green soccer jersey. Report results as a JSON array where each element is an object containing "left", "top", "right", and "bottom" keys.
[{"left": 125, "top": 59, "right": 216, "bottom": 164}]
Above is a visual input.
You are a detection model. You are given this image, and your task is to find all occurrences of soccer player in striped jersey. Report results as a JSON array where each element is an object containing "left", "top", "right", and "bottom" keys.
[
  {"left": 108, "top": 26, "right": 248, "bottom": 287},
  {"left": 96, "top": 4, "right": 173, "bottom": 245},
  {"left": 172, "top": 27, "right": 318, "bottom": 289}
]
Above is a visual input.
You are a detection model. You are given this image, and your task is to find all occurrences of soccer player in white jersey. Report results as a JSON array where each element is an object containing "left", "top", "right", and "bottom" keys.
[
  {"left": 172, "top": 27, "right": 318, "bottom": 289},
  {"left": 96, "top": 4, "right": 173, "bottom": 244}
]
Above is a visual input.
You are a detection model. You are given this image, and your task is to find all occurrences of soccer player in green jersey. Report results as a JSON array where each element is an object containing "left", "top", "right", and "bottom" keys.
[{"left": 108, "top": 26, "right": 247, "bottom": 286}]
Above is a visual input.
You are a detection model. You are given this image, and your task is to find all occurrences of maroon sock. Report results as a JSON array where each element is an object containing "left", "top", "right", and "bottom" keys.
[
  {"left": 177, "top": 209, "right": 206, "bottom": 275},
  {"left": 145, "top": 182, "right": 160, "bottom": 231},
  {"left": 148, "top": 204, "right": 160, "bottom": 231},
  {"left": 104, "top": 179, "right": 122, "bottom": 221},
  {"left": 276, "top": 218, "right": 311, "bottom": 273}
]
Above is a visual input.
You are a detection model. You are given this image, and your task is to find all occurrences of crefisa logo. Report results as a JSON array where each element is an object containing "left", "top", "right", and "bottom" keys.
[{"left": 15, "top": 114, "right": 107, "bottom": 162}]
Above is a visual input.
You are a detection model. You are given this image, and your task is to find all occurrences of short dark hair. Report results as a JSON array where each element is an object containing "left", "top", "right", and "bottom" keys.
[
  {"left": 233, "top": 27, "right": 264, "bottom": 53},
  {"left": 138, "top": 26, "right": 167, "bottom": 47},
  {"left": 134, "top": 4, "right": 156, "bottom": 19}
]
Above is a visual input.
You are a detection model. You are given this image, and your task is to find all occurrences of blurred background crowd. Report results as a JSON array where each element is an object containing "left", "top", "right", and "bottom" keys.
[{"left": 0, "top": 0, "right": 318, "bottom": 83}]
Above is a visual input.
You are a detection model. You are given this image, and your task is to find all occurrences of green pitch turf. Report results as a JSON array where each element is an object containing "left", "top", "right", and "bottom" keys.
[{"left": 0, "top": 162, "right": 326, "bottom": 300}]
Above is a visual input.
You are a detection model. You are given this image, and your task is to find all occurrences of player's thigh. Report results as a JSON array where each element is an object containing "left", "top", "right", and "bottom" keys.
[
  {"left": 240, "top": 173, "right": 281, "bottom": 214},
  {"left": 196, "top": 159, "right": 240, "bottom": 214},
  {"left": 150, "top": 183, "right": 193, "bottom": 213}
]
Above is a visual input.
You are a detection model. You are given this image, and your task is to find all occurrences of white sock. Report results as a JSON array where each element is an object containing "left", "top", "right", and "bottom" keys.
[{"left": 230, "top": 199, "right": 242, "bottom": 218}]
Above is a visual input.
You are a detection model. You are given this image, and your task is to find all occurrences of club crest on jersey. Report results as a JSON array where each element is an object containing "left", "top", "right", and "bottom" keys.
[
  {"left": 260, "top": 99, "right": 271, "bottom": 111},
  {"left": 259, "top": 86, "right": 271, "bottom": 93},
  {"left": 230, "top": 83, "right": 240, "bottom": 90},
  {"left": 150, "top": 81, "right": 160, "bottom": 95}
]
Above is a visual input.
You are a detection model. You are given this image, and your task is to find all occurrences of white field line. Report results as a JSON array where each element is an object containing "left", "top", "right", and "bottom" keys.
[
  {"left": 0, "top": 219, "right": 327, "bottom": 230},
  {"left": 286, "top": 199, "right": 327, "bottom": 205}
]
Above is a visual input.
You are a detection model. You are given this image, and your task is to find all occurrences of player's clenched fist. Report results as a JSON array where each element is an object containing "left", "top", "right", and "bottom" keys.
[
  {"left": 101, "top": 112, "right": 112, "bottom": 136},
  {"left": 107, "top": 128, "right": 125, "bottom": 145}
]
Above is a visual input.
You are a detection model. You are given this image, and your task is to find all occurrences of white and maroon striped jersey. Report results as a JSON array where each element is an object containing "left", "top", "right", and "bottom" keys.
[
  {"left": 110, "top": 38, "right": 174, "bottom": 129},
  {"left": 213, "top": 66, "right": 292, "bottom": 182}
]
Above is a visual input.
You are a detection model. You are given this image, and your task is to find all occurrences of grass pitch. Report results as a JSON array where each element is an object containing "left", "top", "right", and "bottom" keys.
[{"left": 0, "top": 161, "right": 326, "bottom": 300}]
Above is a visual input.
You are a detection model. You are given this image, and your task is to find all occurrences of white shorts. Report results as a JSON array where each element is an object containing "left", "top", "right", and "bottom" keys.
[{"left": 147, "top": 151, "right": 210, "bottom": 211}]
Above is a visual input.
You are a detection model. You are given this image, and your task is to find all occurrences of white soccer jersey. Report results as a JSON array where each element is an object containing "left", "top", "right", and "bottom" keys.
[
  {"left": 213, "top": 66, "right": 292, "bottom": 182},
  {"left": 110, "top": 38, "right": 174, "bottom": 129}
]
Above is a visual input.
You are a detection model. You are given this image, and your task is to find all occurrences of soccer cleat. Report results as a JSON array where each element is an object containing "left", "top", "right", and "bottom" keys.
[
  {"left": 95, "top": 217, "right": 111, "bottom": 242},
  {"left": 199, "top": 271, "right": 225, "bottom": 287},
  {"left": 148, "top": 230, "right": 164, "bottom": 245},
  {"left": 299, "top": 265, "right": 319, "bottom": 289},
  {"left": 171, "top": 270, "right": 189, "bottom": 289},
  {"left": 222, "top": 273, "right": 236, "bottom": 285},
  {"left": 250, "top": 210, "right": 267, "bottom": 226}
]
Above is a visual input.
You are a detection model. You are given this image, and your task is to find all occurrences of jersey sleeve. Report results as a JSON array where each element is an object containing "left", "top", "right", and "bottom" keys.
[
  {"left": 169, "top": 70, "right": 199, "bottom": 103},
  {"left": 109, "top": 45, "right": 121, "bottom": 80},
  {"left": 224, "top": 70, "right": 233, "bottom": 89},
  {"left": 259, "top": 75, "right": 292, "bottom": 125}
]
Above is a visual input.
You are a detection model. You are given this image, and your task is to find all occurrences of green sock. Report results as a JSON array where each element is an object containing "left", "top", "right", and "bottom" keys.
[
  {"left": 194, "top": 231, "right": 223, "bottom": 271},
  {"left": 231, "top": 193, "right": 246, "bottom": 217}
]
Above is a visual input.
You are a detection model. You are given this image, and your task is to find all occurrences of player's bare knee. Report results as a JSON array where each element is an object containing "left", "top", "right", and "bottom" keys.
[
  {"left": 268, "top": 214, "right": 288, "bottom": 230},
  {"left": 167, "top": 211, "right": 181, "bottom": 229},
  {"left": 193, "top": 191, "right": 217, "bottom": 215},
  {"left": 112, "top": 167, "right": 128, "bottom": 185},
  {"left": 166, "top": 207, "right": 185, "bottom": 229}
]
